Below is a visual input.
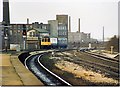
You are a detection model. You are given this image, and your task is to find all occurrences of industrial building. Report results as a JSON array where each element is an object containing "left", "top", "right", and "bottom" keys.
[
  {"left": 68, "top": 17, "right": 91, "bottom": 43},
  {"left": 48, "top": 20, "right": 58, "bottom": 38},
  {"left": 56, "top": 15, "right": 68, "bottom": 48},
  {"left": 68, "top": 17, "right": 97, "bottom": 48},
  {"left": 68, "top": 32, "right": 91, "bottom": 43},
  {"left": 4, "top": 15, "right": 96, "bottom": 50},
  {"left": 8, "top": 14, "right": 69, "bottom": 50},
  {"left": 2, "top": 0, "right": 96, "bottom": 50},
  {"left": 9, "top": 22, "right": 50, "bottom": 50}
]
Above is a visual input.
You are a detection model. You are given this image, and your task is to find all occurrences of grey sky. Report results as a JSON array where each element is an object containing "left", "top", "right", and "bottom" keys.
[{"left": 0, "top": 0, "right": 119, "bottom": 40}]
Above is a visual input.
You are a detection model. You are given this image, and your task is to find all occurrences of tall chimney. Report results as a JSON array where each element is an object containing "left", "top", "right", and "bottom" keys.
[
  {"left": 78, "top": 18, "right": 80, "bottom": 33},
  {"left": 3, "top": 0, "right": 10, "bottom": 25},
  {"left": 3, "top": 0, "right": 10, "bottom": 49},
  {"left": 103, "top": 26, "right": 104, "bottom": 44},
  {"left": 69, "top": 16, "right": 71, "bottom": 32},
  {"left": 27, "top": 18, "right": 29, "bottom": 24}
]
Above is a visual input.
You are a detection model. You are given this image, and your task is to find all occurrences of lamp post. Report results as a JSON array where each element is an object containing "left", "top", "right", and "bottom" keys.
[
  {"left": 4, "top": 34, "right": 8, "bottom": 52},
  {"left": 82, "top": 40, "right": 84, "bottom": 47},
  {"left": 103, "top": 26, "right": 105, "bottom": 49},
  {"left": 23, "top": 36, "right": 26, "bottom": 50},
  {"left": 39, "top": 32, "right": 41, "bottom": 49},
  {"left": 22, "top": 24, "right": 27, "bottom": 50},
  {"left": 36, "top": 31, "right": 41, "bottom": 49}
]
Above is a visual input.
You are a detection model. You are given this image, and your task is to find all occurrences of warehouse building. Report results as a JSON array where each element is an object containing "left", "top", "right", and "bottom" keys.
[{"left": 56, "top": 15, "right": 68, "bottom": 48}]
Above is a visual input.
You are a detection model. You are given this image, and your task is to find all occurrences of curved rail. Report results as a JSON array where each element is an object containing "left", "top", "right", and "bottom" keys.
[
  {"left": 24, "top": 52, "right": 71, "bottom": 86},
  {"left": 37, "top": 54, "right": 71, "bottom": 86}
]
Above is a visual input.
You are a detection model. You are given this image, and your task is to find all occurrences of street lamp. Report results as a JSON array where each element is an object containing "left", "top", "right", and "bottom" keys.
[
  {"left": 23, "top": 35, "right": 26, "bottom": 50},
  {"left": 38, "top": 32, "right": 41, "bottom": 49},
  {"left": 4, "top": 34, "right": 8, "bottom": 52},
  {"left": 82, "top": 40, "right": 84, "bottom": 47},
  {"left": 22, "top": 24, "right": 27, "bottom": 50}
]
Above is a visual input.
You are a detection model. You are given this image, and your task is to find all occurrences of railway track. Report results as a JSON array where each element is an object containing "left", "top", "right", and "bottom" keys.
[
  {"left": 86, "top": 51, "right": 119, "bottom": 62},
  {"left": 24, "top": 52, "right": 71, "bottom": 86},
  {"left": 59, "top": 50, "right": 119, "bottom": 80}
]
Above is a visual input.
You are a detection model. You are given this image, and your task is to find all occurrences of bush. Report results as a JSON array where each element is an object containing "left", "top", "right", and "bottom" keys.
[{"left": 106, "top": 35, "right": 119, "bottom": 52}]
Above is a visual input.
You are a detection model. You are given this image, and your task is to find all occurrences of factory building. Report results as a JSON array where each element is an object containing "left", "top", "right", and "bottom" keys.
[
  {"left": 68, "top": 17, "right": 92, "bottom": 44},
  {"left": 32, "top": 22, "right": 50, "bottom": 32},
  {"left": 68, "top": 17, "right": 97, "bottom": 48},
  {"left": 48, "top": 20, "right": 58, "bottom": 38},
  {"left": 9, "top": 22, "right": 50, "bottom": 50},
  {"left": 5, "top": 15, "right": 96, "bottom": 50},
  {"left": 56, "top": 15, "right": 68, "bottom": 48},
  {"left": 9, "top": 24, "right": 25, "bottom": 50},
  {"left": 68, "top": 32, "right": 91, "bottom": 43},
  {"left": 2, "top": 0, "right": 96, "bottom": 50}
]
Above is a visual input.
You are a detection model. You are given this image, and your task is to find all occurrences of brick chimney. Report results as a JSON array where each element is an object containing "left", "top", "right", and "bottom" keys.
[
  {"left": 78, "top": 18, "right": 80, "bottom": 33},
  {"left": 69, "top": 16, "right": 71, "bottom": 32}
]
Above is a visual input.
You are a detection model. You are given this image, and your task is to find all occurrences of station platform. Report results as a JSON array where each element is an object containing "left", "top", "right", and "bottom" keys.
[{"left": 0, "top": 52, "right": 44, "bottom": 86}]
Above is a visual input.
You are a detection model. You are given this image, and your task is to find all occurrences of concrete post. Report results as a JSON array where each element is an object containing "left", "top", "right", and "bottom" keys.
[
  {"left": 88, "top": 43, "right": 91, "bottom": 49},
  {"left": 111, "top": 46, "right": 114, "bottom": 54},
  {"left": 23, "top": 36, "right": 26, "bottom": 50}
]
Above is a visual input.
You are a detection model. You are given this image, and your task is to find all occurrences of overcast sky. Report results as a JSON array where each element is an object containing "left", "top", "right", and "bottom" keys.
[{"left": 0, "top": 0, "right": 119, "bottom": 40}]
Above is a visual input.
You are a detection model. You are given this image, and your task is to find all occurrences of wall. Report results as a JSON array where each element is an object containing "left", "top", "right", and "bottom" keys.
[
  {"left": 68, "top": 32, "right": 92, "bottom": 43},
  {"left": 0, "top": 23, "right": 3, "bottom": 51},
  {"left": 48, "top": 20, "right": 58, "bottom": 37}
]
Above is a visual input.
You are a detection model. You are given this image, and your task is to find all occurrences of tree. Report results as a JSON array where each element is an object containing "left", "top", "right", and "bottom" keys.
[{"left": 106, "top": 35, "right": 119, "bottom": 52}]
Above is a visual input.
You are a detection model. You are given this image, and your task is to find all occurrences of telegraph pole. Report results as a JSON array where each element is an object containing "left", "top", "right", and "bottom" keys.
[
  {"left": 22, "top": 24, "right": 27, "bottom": 50},
  {"left": 103, "top": 26, "right": 104, "bottom": 48}
]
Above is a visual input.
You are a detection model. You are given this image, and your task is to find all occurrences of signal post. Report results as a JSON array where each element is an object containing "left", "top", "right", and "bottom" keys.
[{"left": 22, "top": 24, "right": 27, "bottom": 50}]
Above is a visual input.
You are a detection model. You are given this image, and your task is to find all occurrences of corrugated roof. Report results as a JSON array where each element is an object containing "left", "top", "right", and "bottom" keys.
[{"left": 27, "top": 28, "right": 49, "bottom": 33}]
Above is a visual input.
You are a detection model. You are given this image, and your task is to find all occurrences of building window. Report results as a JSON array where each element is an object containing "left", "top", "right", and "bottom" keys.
[
  {"left": 43, "top": 26, "right": 46, "bottom": 29},
  {"left": 18, "top": 30, "right": 20, "bottom": 33},
  {"left": 64, "top": 32, "right": 66, "bottom": 35},
  {"left": 10, "top": 30, "right": 12, "bottom": 35},
  {"left": 62, "top": 32, "right": 64, "bottom": 35},
  {"left": 33, "top": 32, "right": 36, "bottom": 37},
  {"left": 60, "top": 32, "right": 62, "bottom": 35},
  {"left": 64, "top": 26, "right": 66, "bottom": 30},
  {"left": 58, "top": 26, "right": 60, "bottom": 30},
  {"left": 63, "top": 26, "right": 65, "bottom": 30},
  {"left": 59, "top": 32, "right": 61, "bottom": 35},
  {"left": 29, "top": 32, "right": 32, "bottom": 37}
]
